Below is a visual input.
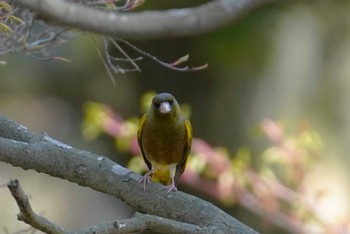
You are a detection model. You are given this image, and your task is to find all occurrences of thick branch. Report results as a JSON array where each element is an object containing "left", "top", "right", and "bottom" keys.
[
  {"left": 0, "top": 114, "right": 258, "bottom": 233},
  {"left": 16, "top": 0, "right": 270, "bottom": 40}
]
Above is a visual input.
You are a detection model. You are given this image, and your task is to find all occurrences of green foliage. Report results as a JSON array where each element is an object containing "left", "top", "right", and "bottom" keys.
[
  {"left": 0, "top": 1, "right": 24, "bottom": 34},
  {"left": 81, "top": 102, "right": 108, "bottom": 140}
]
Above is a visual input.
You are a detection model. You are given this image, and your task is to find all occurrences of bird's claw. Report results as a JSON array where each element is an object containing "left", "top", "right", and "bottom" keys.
[
  {"left": 163, "top": 179, "right": 177, "bottom": 193},
  {"left": 139, "top": 171, "right": 152, "bottom": 191}
]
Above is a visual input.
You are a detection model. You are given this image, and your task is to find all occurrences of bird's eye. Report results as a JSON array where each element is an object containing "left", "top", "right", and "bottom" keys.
[
  {"left": 168, "top": 100, "right": 174, "bottom": 106},
  {"left": 154, "top": 103, "right": 160, "bottom": 108}
]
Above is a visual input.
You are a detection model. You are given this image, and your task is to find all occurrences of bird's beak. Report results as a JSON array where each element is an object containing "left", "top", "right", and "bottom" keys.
[{"left": 159, "top": 102, "right": 171, "bottom": 114}]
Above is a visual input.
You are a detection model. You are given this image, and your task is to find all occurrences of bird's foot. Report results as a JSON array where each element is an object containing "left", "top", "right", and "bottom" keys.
[
  {"left": 139, "top": 171, "right": 152, "bottom": 191},
  {"left": 163, "top": 180, "right": 177, "bottom": 193}
]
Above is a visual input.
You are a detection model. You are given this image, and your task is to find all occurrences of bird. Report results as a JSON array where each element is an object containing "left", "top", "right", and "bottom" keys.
[{"left": 137, "top": 93, "right": 192, "bottom": 192}]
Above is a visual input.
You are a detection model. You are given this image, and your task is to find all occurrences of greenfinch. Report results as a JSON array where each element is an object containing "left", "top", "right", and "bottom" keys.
[{"left": 137, "top": 93, "right": 192, "bottom": 192}]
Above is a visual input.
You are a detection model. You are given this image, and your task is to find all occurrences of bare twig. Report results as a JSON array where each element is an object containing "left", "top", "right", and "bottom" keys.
[
  {"left": 7, "top": 179, "right": 69, "bottom": 234},
  {"left": 115, "top": 38, "right": 208, "bottom": 71},
  {"left": 90, "top": 34, "right": 117, "bottom": 85},
  {"left": 107, "top": 37, "right": 141, "bottom": 73},
  {"left": 103, "top": 37, "right": 207, "bottom": 75}
]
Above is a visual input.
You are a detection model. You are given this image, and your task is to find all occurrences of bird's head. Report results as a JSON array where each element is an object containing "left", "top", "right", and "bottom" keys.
[{"left": 150, "top": 93, "right": 180, "bottom": 118}]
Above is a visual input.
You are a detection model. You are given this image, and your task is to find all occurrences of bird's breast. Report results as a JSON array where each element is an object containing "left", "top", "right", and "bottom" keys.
[{"left": 141, "top": 120, "right": 186, "bottom": 165}]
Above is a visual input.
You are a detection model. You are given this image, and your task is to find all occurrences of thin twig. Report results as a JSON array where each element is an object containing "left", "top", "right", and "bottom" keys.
[
  {"left": 102, "top": 37, "right": 207, "bottom": 75},
  {"left": 109, "top": 55, "right": 143, "bottom": 62},
  {"left": 108, "top": 36, "right": 141, "bottom": 73},
  {"left": 91, "top": 34, "right": 116, "bottom": 85},
  {"left": 115, "top": 38, "right": 208, "bottom": 71}
]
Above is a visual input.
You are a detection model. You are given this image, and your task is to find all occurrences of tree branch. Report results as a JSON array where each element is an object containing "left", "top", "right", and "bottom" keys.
[
  {"left": 0, "top": 114, "right": 258, "bottom": 233},
  {"left": 7, "top": 179, "right": 69, "bottom": 234},
  {"left": 7, "top": 179, "right": 205, "bottom": 233},
  {"left": 16, "top": 0, "right": 270, "bottom": 40}
]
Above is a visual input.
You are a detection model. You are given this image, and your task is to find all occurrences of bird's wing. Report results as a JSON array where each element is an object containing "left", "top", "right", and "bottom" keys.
[
  {"left": 137, "top": 114, "right": 152, "bottom": 170},
  {"left": 174, "top": 119, "right": 192, "bottom": 184}
]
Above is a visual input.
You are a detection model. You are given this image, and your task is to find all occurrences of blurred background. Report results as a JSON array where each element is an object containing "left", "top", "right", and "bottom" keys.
[{"left": 1, "top": 0, "right": 350, "bottom": 233}]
